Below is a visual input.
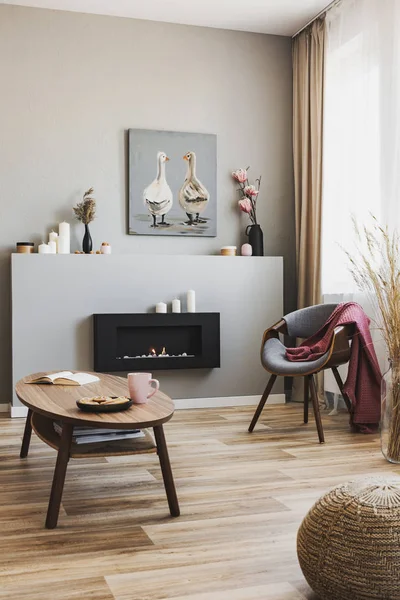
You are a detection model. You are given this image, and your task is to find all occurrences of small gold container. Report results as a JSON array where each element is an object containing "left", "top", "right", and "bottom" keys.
[
  {"left": 220, "top": 246, "right": 237, "bottom": 257},
  {"left": 16, "top": 242, "right": 34, "bottom": 254}
]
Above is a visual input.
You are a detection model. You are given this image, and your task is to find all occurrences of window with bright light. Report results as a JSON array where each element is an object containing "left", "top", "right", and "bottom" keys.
[{"left": 322, "top": 30, "right": 380, "bottom": 294}]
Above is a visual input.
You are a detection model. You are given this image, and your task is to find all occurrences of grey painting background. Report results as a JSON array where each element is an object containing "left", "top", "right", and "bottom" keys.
[{"left": 129, "top": 128, "right": 217, "bottom": 237}]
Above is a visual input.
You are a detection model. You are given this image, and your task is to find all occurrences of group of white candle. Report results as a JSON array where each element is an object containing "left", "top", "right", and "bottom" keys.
[
  {"left": 156, "top": 290, "right": 196, "bottom": 314},
  {"left": 38, "top": 222, "right": 70, "bottom": 254}
]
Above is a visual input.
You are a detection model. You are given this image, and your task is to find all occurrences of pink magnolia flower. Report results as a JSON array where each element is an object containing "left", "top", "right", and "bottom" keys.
[
  {"left": 244, "top": 185, "right": 259, "bottom": 198},
  {"left": 232, "top": 169, "right": 248, "bottom": 184},
  {"left": 238, "top": 198, "right": 252, "bottom": 214}
]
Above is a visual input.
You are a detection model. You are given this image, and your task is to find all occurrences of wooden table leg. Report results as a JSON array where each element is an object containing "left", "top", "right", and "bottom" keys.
[
  {"left": 153, "top": 425, "right": 180, "bottom": 517},
  {"left": 20, "top": 408, "right": 33, "bottom": 459},
  {"left": 45, "top": 422, "right": 73, "bottom": 529}
]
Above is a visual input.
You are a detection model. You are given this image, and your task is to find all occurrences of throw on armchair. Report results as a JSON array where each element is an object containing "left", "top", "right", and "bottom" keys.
[{"left": 248, "top": 304, "right": 353, "bottom": 443}]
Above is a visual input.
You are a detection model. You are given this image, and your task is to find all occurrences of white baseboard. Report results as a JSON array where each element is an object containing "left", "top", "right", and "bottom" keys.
[
  {"left": 10, "top": 405, "right": 28, "bottom": 418},
  {"left": 173, "top": 394, "right": 285, "bottom": 410},
  {"left": 9, "top": 394, "right": 285, "bottom": 418}
]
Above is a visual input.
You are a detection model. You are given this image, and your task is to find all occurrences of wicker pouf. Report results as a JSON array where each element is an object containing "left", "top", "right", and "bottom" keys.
[{"left": 297, "top": 477, "right": 400, "bottom": 600}]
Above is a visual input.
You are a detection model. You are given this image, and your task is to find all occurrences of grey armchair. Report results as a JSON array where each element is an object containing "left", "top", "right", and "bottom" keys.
[{"left": 248, "top": 304, "right": 353, "bottom": 443}]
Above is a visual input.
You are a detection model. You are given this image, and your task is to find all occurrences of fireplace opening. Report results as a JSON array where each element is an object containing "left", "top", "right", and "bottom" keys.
[
  {"left": 93, "top": 313, "right": 220, "bottom": 372},
  {"left": 116, "top": 324, "right": 201, "bottom": 359}
]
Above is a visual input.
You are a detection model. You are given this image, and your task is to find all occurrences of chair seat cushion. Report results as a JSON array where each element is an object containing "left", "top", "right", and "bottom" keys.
[{"left": 262, "top": 338, "right": 330, "bottom": 375}]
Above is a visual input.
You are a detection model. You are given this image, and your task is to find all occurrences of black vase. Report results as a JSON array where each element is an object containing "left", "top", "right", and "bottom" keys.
[
  {"left": 246, "top": 224, "right": 264, "bottom": 256},
  {"left": 82, "top": 223, "right": 92, "bottom": 254}
]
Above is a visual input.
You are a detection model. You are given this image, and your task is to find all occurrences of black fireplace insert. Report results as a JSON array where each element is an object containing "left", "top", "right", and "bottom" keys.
[{"left": 93, "top": 313, "right": 220, "bottom": 372}]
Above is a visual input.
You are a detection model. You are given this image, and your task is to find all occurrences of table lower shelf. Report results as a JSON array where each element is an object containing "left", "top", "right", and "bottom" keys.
[{"left": 31, "top": 412, "right": 157, "bottom": 458}]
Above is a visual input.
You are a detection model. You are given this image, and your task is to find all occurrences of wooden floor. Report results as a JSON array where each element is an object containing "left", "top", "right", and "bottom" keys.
[{"left": 0, "top": 404, "right": 397, "bottom": 600}]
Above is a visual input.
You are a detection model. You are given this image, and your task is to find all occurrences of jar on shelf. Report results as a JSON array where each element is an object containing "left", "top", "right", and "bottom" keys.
[{"left": 16, "top": 242, "right": 34, "bottom": 254}]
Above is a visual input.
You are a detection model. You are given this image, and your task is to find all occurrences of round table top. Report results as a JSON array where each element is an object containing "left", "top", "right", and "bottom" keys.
[{"left": 15, "top": 372, "right": 174, "bottom": 429}]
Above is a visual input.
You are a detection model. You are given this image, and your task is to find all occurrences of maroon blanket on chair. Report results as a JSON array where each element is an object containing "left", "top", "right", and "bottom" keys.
[{"left": 286, "top": 302, "right": 382, "bottom": 432}]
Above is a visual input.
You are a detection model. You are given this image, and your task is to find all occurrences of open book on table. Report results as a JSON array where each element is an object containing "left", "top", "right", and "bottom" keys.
[{"left": 28, "top": 371, "right": 100, "bottom": 386}]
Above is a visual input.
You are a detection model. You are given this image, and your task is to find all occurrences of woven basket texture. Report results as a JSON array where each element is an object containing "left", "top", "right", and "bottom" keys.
[{"left": 297, "top": 477, "right": 400, "bottom": 600}]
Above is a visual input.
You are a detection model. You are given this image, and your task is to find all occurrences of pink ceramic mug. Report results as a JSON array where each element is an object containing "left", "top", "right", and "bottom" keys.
[{"left": 128, "top": 373, "right": 160, "bottom": 404}]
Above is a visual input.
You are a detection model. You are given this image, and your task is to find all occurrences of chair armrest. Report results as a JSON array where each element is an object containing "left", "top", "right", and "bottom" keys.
[{"left": 260, "top": 319, "right": 288, "bottom": 357}]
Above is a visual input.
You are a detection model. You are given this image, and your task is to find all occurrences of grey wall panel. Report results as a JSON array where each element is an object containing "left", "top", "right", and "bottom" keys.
[{"left": 12, "top": 255, "right": 283, "bottom": 405}]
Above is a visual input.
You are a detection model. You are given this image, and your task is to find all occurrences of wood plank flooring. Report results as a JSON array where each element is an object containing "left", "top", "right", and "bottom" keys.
[{"left": 0, "top": 404, "right": 397, "bottom": 599}]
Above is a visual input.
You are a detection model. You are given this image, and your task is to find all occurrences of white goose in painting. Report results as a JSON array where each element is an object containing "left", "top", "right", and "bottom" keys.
[
  {"left": 179, "top": 151, "right": 209, "bottom": 225},
  {"left": 143, "top": 151, "right": 173, "bottom": 228}
]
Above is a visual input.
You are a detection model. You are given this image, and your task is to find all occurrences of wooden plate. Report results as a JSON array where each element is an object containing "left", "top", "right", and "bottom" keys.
[{"left": 76, "top": 397, "right": 133, "bottom": 413}]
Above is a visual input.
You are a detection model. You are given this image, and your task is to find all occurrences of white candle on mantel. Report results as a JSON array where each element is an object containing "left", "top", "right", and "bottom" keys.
[
  {"left": 58, "top": 236, "right": 69, "bottom": 254},
  {"left": 172, "top": 299, "right": 181, "bottom": 313},
  {"left": 187, "top": 290, "right": 196, "bottom": 313},
  {"left": 38, "top": 242, "right": 50, "bottom": 254},
  {"left": 49, "top": 232, "right": 58, "bottom": 253},
  {"left": 156, "top": 302, "right": 167, "bottom": 314},
  {"left": 48, "top": 240, "right": 57, "bottom": 254},
  {"left": 58, "top": 222, "right": 70, "bottom": 254}
]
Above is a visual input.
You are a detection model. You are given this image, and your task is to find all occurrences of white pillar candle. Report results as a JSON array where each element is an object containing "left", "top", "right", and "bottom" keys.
[
  {"left": 59, "top": 222, "right": 70, "bottom": 237},
  {"left": 156, "top": 302, "right": 167, "bottom": 314},
  {"left": 58, "top": 236, "right": 70, "bottom": 254},
  {"left": 49, "top": 232, "right": 58, "bottom": 253},
  {"left": 38, "top": 242, "right": 50, "bottom": 254},
  {"left": 172, "top": 299, "right": 181, "bottom": 313},
  {"left": 48, "top": 240, "right": 57, "bottom": 254},
  {"left": 58, "top": 222, "right": 70, "bottom": 254},
  {"left": 187, "top": 290, "right": 196, "bottom": 313},
  {"left": 49, "top": 231, "right": 58, "bottom": 247}
]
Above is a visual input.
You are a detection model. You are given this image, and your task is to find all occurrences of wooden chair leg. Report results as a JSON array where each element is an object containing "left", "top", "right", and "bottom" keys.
[
  {"left": 308, "top": 374, "right": 325, "bottom": 444},
  {"left": 331, "top": 367, "right": 352, "bottom": 414},
  {"left": 248, "top": 374, "right": 277, "bottom": 433},
  {"left": 303, "top": 377, "right": 309, "bottom": 424},
  {"left": 20, "top": 409, "right": 33, "bottom": 458}
]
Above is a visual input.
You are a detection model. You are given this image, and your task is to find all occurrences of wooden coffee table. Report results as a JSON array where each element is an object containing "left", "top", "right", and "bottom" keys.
[{"left": 16, "top": 372, "right": 180, "bottom": 529}]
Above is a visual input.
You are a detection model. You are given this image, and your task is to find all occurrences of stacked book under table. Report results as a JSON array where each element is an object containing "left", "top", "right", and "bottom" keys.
[{"left": 53, "top": 422, "right": 145, "bottom": 445}]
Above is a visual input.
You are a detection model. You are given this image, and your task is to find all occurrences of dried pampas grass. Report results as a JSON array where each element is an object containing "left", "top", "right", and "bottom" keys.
[
  {"left": 73, "top": 187, "right": 96, "bottom": 224},
  {"left": 346, "top": 215, "right": 400, "bottom": 460},
  {"left": 346, "top": 216, "right": 400, "bottom": 361}
]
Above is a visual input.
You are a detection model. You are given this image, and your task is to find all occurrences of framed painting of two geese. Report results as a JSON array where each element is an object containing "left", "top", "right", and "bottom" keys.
[{"left": 128, "top": 128, "right": 217, "bottom": 237}]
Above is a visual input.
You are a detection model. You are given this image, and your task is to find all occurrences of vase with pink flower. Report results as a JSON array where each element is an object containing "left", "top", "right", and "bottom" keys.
[{"left": 232, "top": 167, "right": 263, "bottom": 256}]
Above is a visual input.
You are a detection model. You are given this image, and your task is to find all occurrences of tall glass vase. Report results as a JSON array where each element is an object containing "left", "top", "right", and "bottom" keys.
[
  {"left": 82, "top": 223, "right": 92, "bottom": 254},
  {"left": 381, "top": 359, "right": 400, "bottom": 464}
]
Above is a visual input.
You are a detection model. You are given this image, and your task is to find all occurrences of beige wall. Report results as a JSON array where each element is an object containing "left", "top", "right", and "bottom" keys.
[{"left": 0, "top": 5, "right": 295, "bottom": 404}]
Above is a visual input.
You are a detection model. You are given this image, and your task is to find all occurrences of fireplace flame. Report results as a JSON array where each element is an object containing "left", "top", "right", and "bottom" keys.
[{"left": 149, "top": 346, "right": 168, "bottom": 356}]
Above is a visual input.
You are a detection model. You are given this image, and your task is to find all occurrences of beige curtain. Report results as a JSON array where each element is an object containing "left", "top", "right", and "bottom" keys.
[
  {"left": 292, "top": 18, "right": 326, "bottom": 402},
  {"left": 293, "top": 17, "right": 326, "bottom": 310}
]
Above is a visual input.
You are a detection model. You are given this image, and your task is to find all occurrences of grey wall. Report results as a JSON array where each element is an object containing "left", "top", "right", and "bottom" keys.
[
  {"left": 0, "top": 5, "right": 295, "bottom": 405},
  {"left": 12, "top": 255, "right": 283, "bottom": 406}
]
